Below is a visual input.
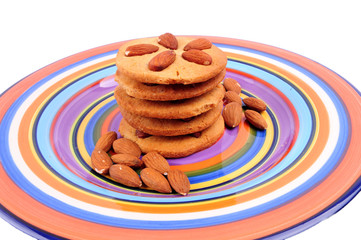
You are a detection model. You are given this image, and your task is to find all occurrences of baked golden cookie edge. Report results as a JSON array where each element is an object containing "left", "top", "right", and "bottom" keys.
[
  {"left": 114, "top": 84, "right": 225, "bottom": 119},
  {"left": 119, "top": 116, "right": 225, "bottom": 158},
  {"left": 115, "top": 69, "right": 226, "bottom": 101},
  {"left": 119, "top": 102, "right": 223, "bottom": 136}
]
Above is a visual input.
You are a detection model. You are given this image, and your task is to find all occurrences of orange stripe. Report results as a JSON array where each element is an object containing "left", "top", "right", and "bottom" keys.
[
  {"left": 15, "top": 51, "right": 329, "bottom": 215},
  {"left": 227, "top": 68, "right": 299, "bottom": 170},
  {"left": 0, "top": 38, "right": 359, "bottom": 239}
]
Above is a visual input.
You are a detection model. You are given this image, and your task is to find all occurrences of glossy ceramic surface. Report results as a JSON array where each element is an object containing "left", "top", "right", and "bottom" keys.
[{"left": 0, "top": 37, "right": 361, "bottom": 240}]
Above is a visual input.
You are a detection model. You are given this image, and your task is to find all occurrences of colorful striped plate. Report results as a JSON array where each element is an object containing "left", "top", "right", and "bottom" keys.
[{"left": 1, "top": 37, "right": 361, "bottom": 240}]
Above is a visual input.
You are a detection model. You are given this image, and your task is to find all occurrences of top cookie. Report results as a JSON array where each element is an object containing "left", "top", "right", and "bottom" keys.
[{"left": 115, "top": 34, "right": 227, "bottom": 85}]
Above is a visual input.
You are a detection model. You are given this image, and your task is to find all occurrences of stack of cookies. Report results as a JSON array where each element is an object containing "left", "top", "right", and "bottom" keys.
[{"left": 114, "top": 33, "right": 228, "bottom": 158}]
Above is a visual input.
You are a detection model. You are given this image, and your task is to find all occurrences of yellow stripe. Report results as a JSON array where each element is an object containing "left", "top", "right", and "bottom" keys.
[
  {"left": 191, "top": 93, "right": 275, "bottom": 189},
  {"left": 213, "top": 55, "right": 320, "bottom": 195},
  {"left": 72, "top": 96, "right": 112, "bottom": 166},
  {"left": 69, "top": 53, "right": 320, "bottom": 208},
  {"left": 74, "top": 95, "right": 146, "bottom": 193},
  {"left": 28, "top": 67, "right": 110, "bottom": 174},
  {"left": 27, "top": 64, "right": 128, "bottom": 200},
  {"left": 28, "top": 52, "right": 321, "bottom": 210}
]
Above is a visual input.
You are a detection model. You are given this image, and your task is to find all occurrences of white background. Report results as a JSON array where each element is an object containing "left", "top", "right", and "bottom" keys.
[{"left": 0, "top": 0, "right": 360, "bottom": 239}]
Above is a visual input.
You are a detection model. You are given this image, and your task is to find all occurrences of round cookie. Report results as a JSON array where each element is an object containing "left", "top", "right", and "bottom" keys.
[
  {"left": 114, "top": 84, "right": 225, "bottom": 119},
  {"left": 119, "top": 116, "right": 225, "bottom": 158},
  {"left": 119, "top": 102, "right": 222, "bottom": 136},
  {"left": 116, "top": 36, "right": 228, "bottom": 85},
  {"left": 115, "top": 69, "right": 226, "bottom": 101}
]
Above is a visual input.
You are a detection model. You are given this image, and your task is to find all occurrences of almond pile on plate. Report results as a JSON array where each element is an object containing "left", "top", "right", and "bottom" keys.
[
  {"left": 91, "top": 132, "right": 190, "bottom": 195},
  {"left": 222, "top": 77, "right": 268, "bottom": 130}
]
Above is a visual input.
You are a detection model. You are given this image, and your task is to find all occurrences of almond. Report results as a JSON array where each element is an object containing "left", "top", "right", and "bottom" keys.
[
  {"left": 224, "top": 91, "right": 242, "bottom": 105},
  {"left": 158, "top": 33, "right": 178, "bottom": 50},
  {"left": 124, "top": 44, "right": 159, "bottom": 57},
  {"left": 180, "top": 116, "right": 194, "bottom": 122},
  {"left": 111, "top": 153, "right": 143, "bottom": 168},
  {"left": 91, "top": 149, "right": 113, "bottom": 175},
  {"left": 167, "top": 169, "right": 190, "bottom": 196},
  {"left": 243, "top": 97, "right": 267, "bottom": 112},
  {"left": 183, "top": 38, "right": 212, "bottom": 51},
  {"left": 109, "top": 164, "right": 142, "bottom": 188},
  {"left": 182, "top": 49, "right": 212, "bottom": 65},
  {"left": 190, "top": 132, "right": 201, "bottom": 138},
  {"left": 222, "top": 102, "right": 243, "bottom": 128},
  {"left": 142, "top": 151, "right": 170, "bottom": 175},
  {"left": 135, "top": 129, "right": 151, "bottom": 138},
  {"left": 112, "top": 138, "right": 141, "bottom": 157},
  {"left": 148, "top": 50, "right": 176, "bottom": 71},
  {"left": 140, "top": 168, "right": 172, "bottom": 193},
  {"left": 94, "top": 131, "right": 117, "bottom": 152},
  {"left": 245, "top": 110, "right": 268, "bottom": 130},
  {"left": 223, "top": 78, "right": 241, "bottom": 94}
]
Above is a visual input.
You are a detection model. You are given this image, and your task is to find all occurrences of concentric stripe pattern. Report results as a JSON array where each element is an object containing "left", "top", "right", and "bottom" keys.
[{"left": 0, "top": 37, "right": 361, "bottom": 240}]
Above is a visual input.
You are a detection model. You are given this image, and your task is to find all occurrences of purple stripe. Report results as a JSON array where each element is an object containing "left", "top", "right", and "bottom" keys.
[
  {"left": 187, "top": 72, "right": 296, "bottom": 195},
  {"left": 51, "top": 70, "right": 296, "bottom": 197},
  {"left": 228, "top": 72, "right": 295, "bottom": 176},
  {"left": 52, "top": 81, "right": 138, "bottom": 194}
]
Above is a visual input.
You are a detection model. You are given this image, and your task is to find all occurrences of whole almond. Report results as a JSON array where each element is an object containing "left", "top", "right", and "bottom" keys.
[
  {"left": 109, "top": 164, "right": 142, "bottom": 188},
  {"left": 91, "top": 149, "right": 113, "bottom": 175},
  {"left": 148, "top": 50, "right": 176, "bottom": 71},
  {"left": 167, "top": 169, "right": 190, "bottom": 196},
  {"left": 111, "top": 153, "right": 143, "bottom": 168},
  {"left": 224, "top": 91, "right": 242, "bottom": 105},
  {"left": 223, "top": 78, "right": 241, "bottom": 94},
  {"left": 183, "top": 38, "right": 212, "bottom": 51},
  {"left": 182, "top": 49, "right": 212, "bottom": 65},
  {"left": 222, "top": 102, "right": 243, "bottom": 128},
  {"left": 142, "top": 151, "right": 170, "bottom": 175},
  {"left": 112, "top": 138, "right": 141, "bottom": 157},
  {"left": 94, "top": 131, "right": 117, "bottom": 152},
  {"left": 158, "top": 33, "right": 178, "bottom": 50},
  {"left": 243, "top": 97, "right": 267, "bottom": 112},
  {"left": 140, "top": 168, "right": 172, "bottom": 193},
  {"left": 124, "top": 44, "right": 159, "bottom": 57},
  {"left": 245, "top": 110, "right": 268, "bottom": 130}
]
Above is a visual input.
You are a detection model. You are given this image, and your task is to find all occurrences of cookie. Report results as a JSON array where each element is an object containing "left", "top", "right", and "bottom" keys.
[
  {"left": 119, "top": 102, "right": 222, "bottom": 136},
  {"left": 115, "top": 69, "right": 226, "bottom": 101},
  {"left": 116, "top": 36, "right": 227, "bottom": 85},
  {"left": 114, "top": 84, "right": 225, "bottom": 119},
  {"left": 119, "top": 116, "right": 225, "bottom": 158}
]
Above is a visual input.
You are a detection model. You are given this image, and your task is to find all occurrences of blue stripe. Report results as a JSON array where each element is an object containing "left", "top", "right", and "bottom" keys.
[
  {"left": 30, "top": 58, "right": 313, "bottom": 203},
  {"left": 0, "top": 43, "right": 352, "bottom": 231}
]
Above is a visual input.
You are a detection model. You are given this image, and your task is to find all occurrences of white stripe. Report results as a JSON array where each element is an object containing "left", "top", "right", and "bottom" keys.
[{"left": 9, "top": 48, "right": 339, "bottom": 221}]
